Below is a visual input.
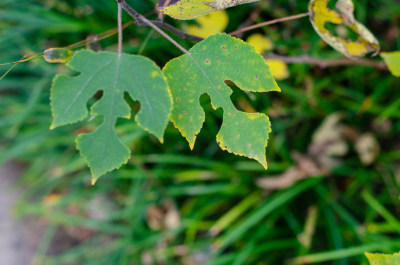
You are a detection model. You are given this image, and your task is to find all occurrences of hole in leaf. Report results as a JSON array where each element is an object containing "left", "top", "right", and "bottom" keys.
[
  {"left": 225, "top": 81, "right": 257, "bottom": 113},
  {"left": 324, "top": 22, "right": 358, "bottom": 41},
  {"left": 327, "top": 0, "right": 338, "bottom": 10}
]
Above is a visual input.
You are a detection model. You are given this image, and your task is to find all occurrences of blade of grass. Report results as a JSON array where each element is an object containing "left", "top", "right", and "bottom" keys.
[
  {"left": 361, "top": 190, "right": 400, "bottom": 234},
  {"left": 213, "top": 178, "right": 321, "bottom": 254},
  {"left": 288, "top": 240, "right": 400, "bottom": 264}
]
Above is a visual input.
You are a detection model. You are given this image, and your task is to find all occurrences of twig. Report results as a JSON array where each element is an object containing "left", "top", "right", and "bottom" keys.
[
  {"left": 264, "top": 53, "right": 388, "bottom": 70},
  {"left": 119, "top": 0, "right": 190, "bottom": 55},
  {"left": 117, "top": 0, "right": 123, "bottom": 56},
  {"left": 118, "top": 0, "right": 202, "bottom": 42},
  {"left": 229, "top": 12, "right": 310, "bottom": 36},
  {"left": 157, "top": 0, "right": 171, "bottom": 19},
  {"left": 234, "top": 7, "right": 262, "bottom": 39}
]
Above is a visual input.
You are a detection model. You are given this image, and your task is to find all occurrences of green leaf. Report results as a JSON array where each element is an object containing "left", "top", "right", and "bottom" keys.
[
  {"left": 51, "top": 50, "right": 172, "bottom": 181},
  {"left": 381, "top": 51, "right": 400, "bottom": 77},
  {"left": 365, "top": 252, "right": 400, "bottom": 265},
  {"left": 163, "top": 33, "right": 280, "bottom": 169}
]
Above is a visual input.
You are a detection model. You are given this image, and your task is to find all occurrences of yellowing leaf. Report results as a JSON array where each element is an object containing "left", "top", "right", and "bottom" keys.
[
  {"left": 266, "top": 59, "right": 289, "bottom": 80},
  {"left": 381, "top": 51, "right": 400, "bottom": 77},
  {"left": 365, "top": 252, "right": 400, "bottom": 265},
  {"left": 246, "top": 33, "right": 274, "bottom": 53},
  {"left": 163, "top": 33, "right": 280, "bottom": 169},
  {"left": 186, "top": 10, "right": 228, "bottom": 38},
  {"left": 157, "top": 0, "right": 217, "bottom": 20},
  {"left": 158, "top": 0, "right": 260, "bottom": 20},
  {"left": 44, "top": 48, "right": 73, "bottom": 63},
  {"left": 205, "top": 0, "right": 260, "bottom": 10},
  {"left": 308, "top": 0, "right": 380, "bottom": 59}
]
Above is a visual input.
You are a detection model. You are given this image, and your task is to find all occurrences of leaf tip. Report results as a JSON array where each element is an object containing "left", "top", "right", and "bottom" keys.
[
  {"left": 260, "top": 159, "right": 268, "bottom": 170},
  {"left": 91, "top": 177, "right": 97, "bottom": 186},
  {"left": 189, "top": 140, "right": 195, "bottom": 150}
]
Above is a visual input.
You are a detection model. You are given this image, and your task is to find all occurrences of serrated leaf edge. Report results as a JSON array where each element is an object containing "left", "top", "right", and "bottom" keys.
[
  {"left": 216, "top": 113, "right": 270, "bottom": 169},
  {"left": 50, "top": 50, "right": 91, "bottom": 130},
  {"left": 50, "top": 50, "right": 173, "bottom": 143},
  {"left": 134, "top": 72, "right": 173, "bottom": 144},
  {"left": 75, "top": 132, "right": 130, "bottom": 180},
  {"left": 163, "top": 33, "right": 280, "bottom": 153}
]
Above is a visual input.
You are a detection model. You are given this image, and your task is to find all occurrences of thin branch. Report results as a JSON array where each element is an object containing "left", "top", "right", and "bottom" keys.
[
  {"left": 151, "top": 20, "right": 202, "bottom": 41},
  {"left": 229, "top": 12, "right": 310, "bottom": 36},
  {"left": 264, "top": 53, "right": 388, "bottom": 70},
  {"left": 234, "top": 7, "right": 262, "bottom": 39},
  {"left": 119, "top": 0, "right": 190, "bottom": 55},
  {"left": 117, "top": 1, "right": 123, "bottom": 56},
  {"left": 118, "top": 0, "right": 202, "bottom": 42}
]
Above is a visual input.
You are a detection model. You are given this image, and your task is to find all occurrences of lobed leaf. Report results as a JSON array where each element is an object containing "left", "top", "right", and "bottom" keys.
[
  {"left": 365, "top": 252, "right": 400, "bottom": 265},
  {"left": 308, "top": 0, "right": 380, "bottom": 59},
  {"left": 51, "top": 50, "right": 172, "bottom": 181},
  {"left": 163, "top": 33, "right": 280, "bottom": 169}
]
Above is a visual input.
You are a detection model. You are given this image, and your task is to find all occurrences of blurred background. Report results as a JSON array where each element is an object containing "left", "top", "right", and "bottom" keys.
[{"left": 0, "top": 0, "right": 399, "bottom": 264}]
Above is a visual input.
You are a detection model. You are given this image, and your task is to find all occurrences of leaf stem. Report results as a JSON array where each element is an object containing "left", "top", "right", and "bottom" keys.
[
  {"left": 117, "top": 1, "right": 123, "bottom": 56},
  {"left": 229, "top": 12, "right": 310, "bottom": 36}
]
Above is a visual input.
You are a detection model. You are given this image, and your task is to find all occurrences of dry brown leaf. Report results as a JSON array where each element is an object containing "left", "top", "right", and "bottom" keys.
[
  {"left": 355, "top": 133, "right": 380, "bottom": 165},
  {"left": 146, "top": 199, "right": 180, "bottom": 231}
]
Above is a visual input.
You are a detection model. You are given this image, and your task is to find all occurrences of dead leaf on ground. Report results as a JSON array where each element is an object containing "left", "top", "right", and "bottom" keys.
[
  {"left": 355, "top": 133, "right": 380, "bottom": 165},
  {"left": 256, "top": 152, "right": 327, "bottom": 190},
  {"left": 146, "top": 199, "right": 180, "bottom": 231},
  {"left": 257, "top": 113, "right": 349, "bottom": 190}
]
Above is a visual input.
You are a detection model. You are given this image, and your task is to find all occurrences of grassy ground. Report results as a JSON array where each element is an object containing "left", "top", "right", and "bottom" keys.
[{"left": 1, "top": 0, "right": 400, "bottom": 264}]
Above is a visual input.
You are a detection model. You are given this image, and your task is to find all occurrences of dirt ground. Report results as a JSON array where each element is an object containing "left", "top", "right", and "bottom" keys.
[{"left": 0, "top": 162, "right": 44, "bottom": 265}]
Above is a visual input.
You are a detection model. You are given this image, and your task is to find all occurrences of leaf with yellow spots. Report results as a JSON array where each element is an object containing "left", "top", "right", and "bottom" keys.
[
  {"left": 365, "top": 252, "right": 400, "bottom": 265},
  {"left": 246, "top": 33, "right": 274, "bottom": 53},
  {"left": 266, "top": 59, "right": 289, "bottom": 80},
  {"left": 51, "top": 50, "right": 172, "bottom": 181},
  {"left": 163, "top": 33, "right": 280, "bottom": 169},
  {"left": 186, "top": 10, "right": 228, "bottom": 38},
  {"left": 157, "top": 0, "right": 260, "bottom": 20},
  {"left": 309, "top": 0, "right": 380, "bottom": 59},
  {"left": 381, "top": 51, "right": 400, "bottom": 77}
]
